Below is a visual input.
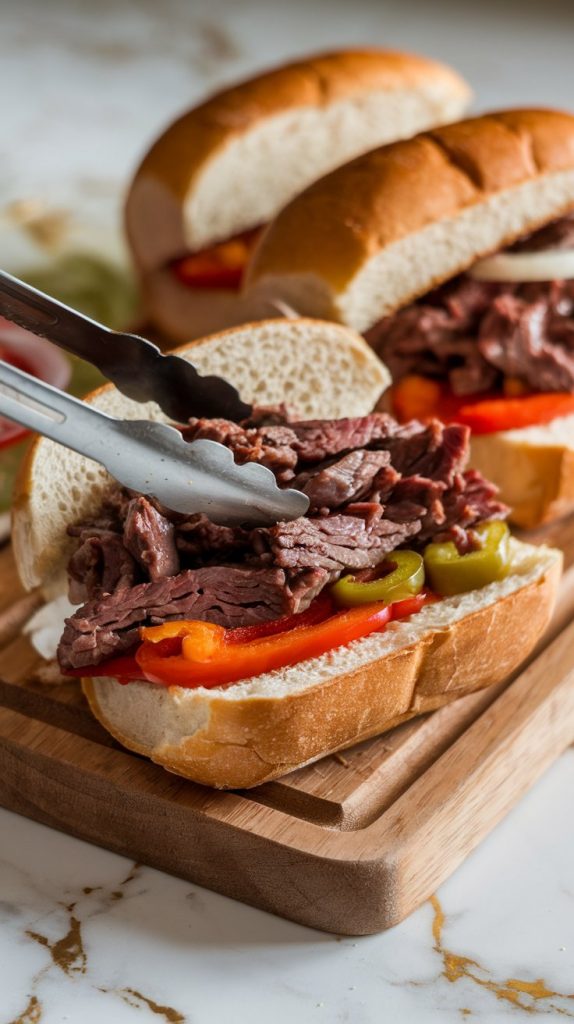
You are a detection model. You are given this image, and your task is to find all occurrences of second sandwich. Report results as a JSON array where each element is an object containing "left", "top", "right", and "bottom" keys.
[{"left": 246, "top": 109, "right": 574, "bottom": 528}]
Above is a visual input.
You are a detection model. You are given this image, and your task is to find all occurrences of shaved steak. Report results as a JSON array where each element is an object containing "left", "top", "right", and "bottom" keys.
[
  {"left": 124, "top": 497, "right": 180, "bottom": 581},
  {"left": 59, "top": 566, "right": 302, "bottom": 670},
  {"left": 60, "top": 410, "right": 506, "bottom": 670},
  {"left": 370, "top": 218, "right": 574, "bottom": 396}
]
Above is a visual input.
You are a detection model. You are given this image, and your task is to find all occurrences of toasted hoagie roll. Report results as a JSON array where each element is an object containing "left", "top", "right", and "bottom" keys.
[
  {"left": 13, "top": 320, "right": 560, "bottom": 789},
  {"left": 125, "top": 49, "right": 471, "bottom": 343},
  {"left": 246, "top": 109, "right": 574, "bottom": 528}
]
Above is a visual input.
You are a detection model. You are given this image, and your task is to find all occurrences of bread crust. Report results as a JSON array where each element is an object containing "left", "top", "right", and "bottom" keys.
[
  {"left": 246, "top": 109, "right": 574, "bottom": 323},
  {"left": 125, "top": 48, "right": 470, "bottom": 340},
  {"left": 82, "top": 547, "right": 561, "bottom": 789},
  {"left": 128, "top": 48, "right": 470, "bottom": 213}
]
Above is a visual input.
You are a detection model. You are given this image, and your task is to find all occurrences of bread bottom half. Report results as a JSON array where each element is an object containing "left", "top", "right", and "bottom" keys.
[
  {"left": 470, "top": 414, "right": 574, "bottom": 529},
  {"left": 82, "top": 539, "right": 560, "bottom": 789}
]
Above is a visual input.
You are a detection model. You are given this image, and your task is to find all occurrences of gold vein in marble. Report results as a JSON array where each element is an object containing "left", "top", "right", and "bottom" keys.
[
  {"left": 431, "top": 895, "right": 574, "bottom": 1016},
  {"left": 25, "top": 903, "right": 86, "bottom": 977},
  {"left": 120, "top": 861, "right": 141, "bottom": 887},
  {"left": 8, "top": 994, "right": 42, "bottom": 1024},
  {"left": 108, "top": 987, "right": 186, "bottom": 1023}
]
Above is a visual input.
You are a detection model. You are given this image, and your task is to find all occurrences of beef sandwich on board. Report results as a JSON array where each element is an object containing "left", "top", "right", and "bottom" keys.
[
  {"left": 13, "top": 320, "right": 560, "bottom": 789},
  {"left": 125, "top": 48, "right": 471, "bottom": 343},
  {"left": 245, "top": 109, "right": 574, "bottom": 529}
]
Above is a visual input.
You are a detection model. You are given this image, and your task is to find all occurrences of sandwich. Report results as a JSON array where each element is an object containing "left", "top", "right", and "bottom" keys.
[
  {"left": 245, "top": 109, "right": 574, "bottom": 529},
  {"left": 125, "top": 49, "right": 471, "bottom": 343},
  {"left": 13, "top": 319, "right": 560, "bottom": 789}
]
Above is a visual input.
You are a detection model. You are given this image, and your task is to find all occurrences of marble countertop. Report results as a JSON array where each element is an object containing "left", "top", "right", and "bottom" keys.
[
  {"left": 2, "top": 752, "right": 574, "bottom": 1023},
  {"left": 1, "top": 1, "right": 574, "bottom": 1020}
]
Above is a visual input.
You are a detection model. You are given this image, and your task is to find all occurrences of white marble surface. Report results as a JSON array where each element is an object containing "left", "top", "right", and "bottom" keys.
[
  {"left": 1, "top": 1, "right": 574, "bottom": 1021},
  {"left": 1, "top": 751, "right": 573, "bottom": 1024}
]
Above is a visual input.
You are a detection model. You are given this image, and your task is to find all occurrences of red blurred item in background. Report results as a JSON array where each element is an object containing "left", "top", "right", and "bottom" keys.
[{"left": 0, "top": 318, "right": 71, "bottom": 449}]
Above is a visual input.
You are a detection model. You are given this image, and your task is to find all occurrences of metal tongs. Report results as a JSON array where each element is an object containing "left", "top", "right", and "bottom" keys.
[
  {"left": 0, "top": 272, "right": 309, "bottom": 526},
  {"left": 0, "top": 269, "right": 251, "bottom": 422}
]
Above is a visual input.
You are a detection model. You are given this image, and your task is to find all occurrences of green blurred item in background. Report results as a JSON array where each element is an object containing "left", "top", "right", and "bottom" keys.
[
  {"left": 23, "top": 252, "right": 137, "bottom": 333},
  {"left": 0, "top": 253, "right": 138, "bottom": 522}
]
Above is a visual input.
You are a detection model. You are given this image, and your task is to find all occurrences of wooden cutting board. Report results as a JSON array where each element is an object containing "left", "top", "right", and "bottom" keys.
[{"left": 2, "top": 523, "right": 574, "bottom": 936}]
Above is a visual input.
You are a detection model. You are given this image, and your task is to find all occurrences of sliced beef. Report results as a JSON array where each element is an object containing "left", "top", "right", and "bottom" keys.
[
  {"left": 439, "top": 468, "right": 507, "bottom": 535},
  {"left": 294, "top": 424, "right": 469, "bottom": 516},
  {"left": 515, "top": 279, "right": 574, "bottom": 313},
  {"left": 185, "top": 412, "right": 470, "bottom": 493},
  {"left": 59, "top": 566, "right": 301, "bottom": 669},
  {"left": 184, "top": 412, "right": 400, "bottom": 479},
  {"left": 175, "top": 515, "right": 250, "bottom": 560},
  {"left": 549, "top": 314, "right": 574, "bottom": 349},
  {"left": 99, "top": 486, "right": 134, "bottom": 523},
  {"left": 478, "top": 294, "right": 574, "bottom": 392},
  {"left": 370, "top": 270, "right": 574, "bottom": 397},
  {"left": 184, "top": 417, "right": 299, "bottom": 481},
  {"left": 367, "top": 294, "right": 500, "bottom": 397},
  {"left": 287, "top": 567, "right": 334, "bottom": 607},
  {"left": 123, "top": 497, "right": 180, "bottom": 581},
  {"left": 295, "top": 450, "right": 397, "bottom": 512},
  {"left": 385, "top": 421, "right": 469, "bottom": 484},
  {"left": 252, "top": 512, "right": 421, "bottom": 575},
  {"left": 183, "top": 417, "right": 247, "bottom": 448},
  {"left": 62, "top": 408, "right": 508, "bottom": 672},
  {"left": 384, "top": 476, "right": 448, "bottom": 538},
  {"left": 290, "top": 414, "right": 397, "bottom": 461},
  {"left": 386, "top": 470, "right": 506, "bottom": 545},
  {"left": 67, "top": 531, "right": 138, "bottom": 604},
  {"left": 442, "top": 276, "right": 500, "bottom": 322},
  {"left": 67, "top": 513, "right": 120, "bottom": 539}
]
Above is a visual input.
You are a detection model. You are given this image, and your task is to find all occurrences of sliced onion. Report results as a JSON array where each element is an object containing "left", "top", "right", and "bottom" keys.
[{"left": 469, "top": 248, "right": 574, "bottom": 282}]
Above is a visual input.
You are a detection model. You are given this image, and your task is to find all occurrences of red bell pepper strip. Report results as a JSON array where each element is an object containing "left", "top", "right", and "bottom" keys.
[
  {"left": 64, "top": 599, "right": 332, "bottom": 680},
  {"left": 63, "top": 598, "right": 333, "bottom": 680},
  {"left": 135, "top": 602, "right": 394, "bottom": 688},
  {"left": 454, "top": 392, "right": 574, "bottom": 434},
  {"left": 65, "top": 592, "right": 434, "bottom": 688},
  {"left": 171, "top": 228, "right": 262, "bottom": 290},
  {"left": 226, "top": 593, "right": 334, "bottom": 643},
  {"left": 135, "top": 592, "right": 434, "bottom": 689},
  {"left": 172, "top": 254, "right": 244, "bottom": 290},
  {"left": 392, "top": 374, "right": 574, "bottom": 435},
  {"left": 390, "top": 592, "right": 438, "bottom": 619},
  {"left": 391, "top": 375, "right": 469, "bottom": 423},
  {"left": 64, "top": 651, "right": 142, "bottom": 679}
]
